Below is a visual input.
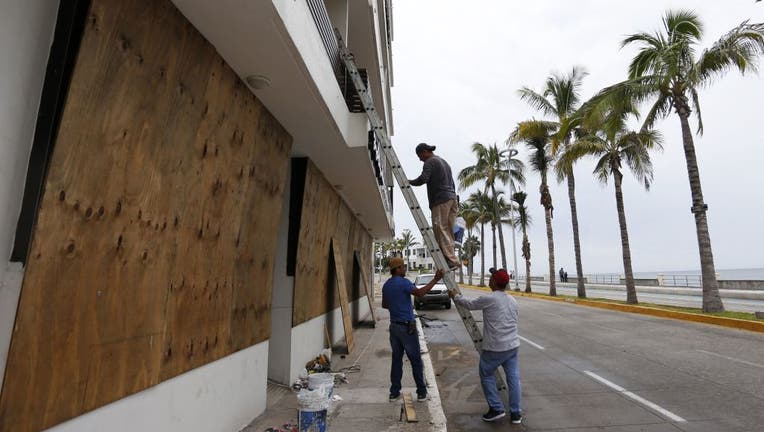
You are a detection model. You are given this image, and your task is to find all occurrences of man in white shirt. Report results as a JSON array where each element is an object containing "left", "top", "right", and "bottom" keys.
[{"left": 449, "top": 268, "right": 522, "bottom": 424}]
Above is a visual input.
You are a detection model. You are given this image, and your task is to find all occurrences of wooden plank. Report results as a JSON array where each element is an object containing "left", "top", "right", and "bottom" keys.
[
  {"left": 401, "top": 392, "right": 418, "bottom": 422},
  {"left": 355, "top": 251, "right": 376, "bottom": 322},
  {"left": 331, "top": 239, "right": 354, "bottom": 353}
]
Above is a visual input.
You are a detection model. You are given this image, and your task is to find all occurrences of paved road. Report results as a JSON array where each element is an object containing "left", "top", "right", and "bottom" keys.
[{"left": 419, "top": 286, "right": 764, "bottom": 431}]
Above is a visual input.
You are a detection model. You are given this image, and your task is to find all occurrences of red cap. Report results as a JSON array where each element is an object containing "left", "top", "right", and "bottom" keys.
[{"left": 492, "top": 269, "right": 510, "bottom": 287}]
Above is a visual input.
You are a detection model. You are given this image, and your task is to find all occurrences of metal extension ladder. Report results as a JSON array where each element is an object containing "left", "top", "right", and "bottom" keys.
[{"left": 335, "top": 30, "right": 507, "bottom": 392}]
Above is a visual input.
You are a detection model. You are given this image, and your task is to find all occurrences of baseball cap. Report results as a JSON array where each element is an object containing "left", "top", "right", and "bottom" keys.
[
  {"left": 488, "top": 267, "right": 497, "bottom": 274},
  {"left": 389, "top": 256, "right": 405, "bottom": 269},
  {"left": 492, "top": 269, "right": 510, "bottom": 287},
  {"left": 415, "top": 143, "right": 436, "bottom": 154}
]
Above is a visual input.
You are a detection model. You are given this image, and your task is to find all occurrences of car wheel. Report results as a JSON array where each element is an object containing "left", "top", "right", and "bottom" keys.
[{"left": 444, "top": 302, "right": 451, "bottom": 310}]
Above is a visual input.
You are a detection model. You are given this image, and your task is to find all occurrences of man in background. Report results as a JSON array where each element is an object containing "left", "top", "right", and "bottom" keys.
[
  {"left": 409, "top": 143, "right": 460, "bottom": 271},
  {"left": 449, "top": 268, "right": 522, "bottom": 424}
]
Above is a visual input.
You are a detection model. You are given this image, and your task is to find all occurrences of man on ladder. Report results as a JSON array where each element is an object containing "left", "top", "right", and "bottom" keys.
[{"left": 409, "top": 143, "right": 460, "bottom": 271}]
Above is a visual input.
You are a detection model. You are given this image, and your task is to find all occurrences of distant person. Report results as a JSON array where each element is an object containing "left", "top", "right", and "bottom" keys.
[
  {"left": 564, "top": 271, "right": 569, "bottom": 283},
  {"left": 559, "top": 267, "right": 565, "bottom": 282},
  {"left": 382, "top": 257, "right": 444, "bottom": 403},
  {"left": 409, "top": 143, "right": 460, "bottom": 271},
  {"left": 449, "top": 269, "right": 522, "bottom": 424}
]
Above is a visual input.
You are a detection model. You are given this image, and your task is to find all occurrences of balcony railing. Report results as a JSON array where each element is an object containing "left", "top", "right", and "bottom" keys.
[{"left": 305, "top": 0, "right": 368, "bottom": 113}]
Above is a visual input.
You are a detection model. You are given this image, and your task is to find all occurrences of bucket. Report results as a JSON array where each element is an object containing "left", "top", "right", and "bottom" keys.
[
  {"left": 308, "top": 373, "right": 334, "bottom": 397},
  {"left": 298, "top": 409, "right": 327, "bottom": 432}
]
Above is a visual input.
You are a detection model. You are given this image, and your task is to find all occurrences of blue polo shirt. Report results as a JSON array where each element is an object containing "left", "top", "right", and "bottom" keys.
[{"left": 382, "top": 276, "right": 416, "bottom": 322}]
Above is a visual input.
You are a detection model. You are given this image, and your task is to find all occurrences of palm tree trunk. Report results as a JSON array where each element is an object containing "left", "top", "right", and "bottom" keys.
[
  {"left": 468, "top": 228, "right": 474, "bottom": 286},
  {"left": 491, "top": 222, "right": 497, "bottom": 270},
  {"left": 498, "top": 221, "right": 508, "bottom": 270},
  {"left": 492, "top": 185, "right": 508, "bottom": 269},
  {"left": 510, "top": 205, "right": 520, "bottom": 290},
  {"left": 566, "top": 171, "right": 586, "bottom": 298},
  {"left": 458, "top": 245, "right": 464, "bottom": 284},
  {"left": 678, "top": 110, "right": 724, "bottom": 312},
  {"left": 480, "top": 223, "right": 486, "bottom": 287},
  {"left": 541, "top": 174, "right": 556, "bottom": 296},
  {"left": 522, "top": 227, "right": 531, "bottom": 293},
  {"left": 614, "top": 171, "right": 638, "bottom": 304}
]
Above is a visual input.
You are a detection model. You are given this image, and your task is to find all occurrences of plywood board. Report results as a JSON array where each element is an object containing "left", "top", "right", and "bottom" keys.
[
  {"left": 355, "top": 251, "right": 376, "bottom": 322},
  {"left": 331, "top": 239, "right": 354, "bottom": 353},
  {"left": 0, "top": 0, "right": 291, "bottom": 430}
]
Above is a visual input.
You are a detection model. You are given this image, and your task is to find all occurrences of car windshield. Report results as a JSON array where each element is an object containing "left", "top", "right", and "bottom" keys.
[{"left": 415, "top": 275, "right": 434, "bottom": 285}]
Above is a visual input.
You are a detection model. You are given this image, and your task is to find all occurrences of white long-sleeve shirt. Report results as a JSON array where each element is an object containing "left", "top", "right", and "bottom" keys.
[{"left": 454, "top": 290, "right": 519, "bottom": 352}]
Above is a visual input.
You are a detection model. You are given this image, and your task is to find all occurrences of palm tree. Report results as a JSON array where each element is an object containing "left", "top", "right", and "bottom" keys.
[
  {"left": 510, "top": 120, "right": 557, "bottom": 296},
  {"left": 518, "top": 67, "right": 588, "bottom": 298},
  {"left": 595, "top": 11, "right": 764, "bottom": 312},
  {"left": 399, "top": 229, "right": 418, "bottom": 271},
  {"left": 511, "top": 191, "right": 533, "bottom": 293},
  {"left": 466, "top": 191, "right": 494, "bottom": 287},
  {"left": 560, "top": 100, "right": 663, "bottom": 304},
  {"left": 462, "top": 235, "right": 481, "bottom": 286},
  {"left": 458, "top": 200, "right": 480, "bottom": 284},
  {"left": 458, "top": 142, "right": 525, "bottom": 271}
]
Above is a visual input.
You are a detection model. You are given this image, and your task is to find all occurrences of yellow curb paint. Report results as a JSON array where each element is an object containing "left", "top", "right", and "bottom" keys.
[{"left": 458, "top": 284, "right": 764, "bottom": 334}]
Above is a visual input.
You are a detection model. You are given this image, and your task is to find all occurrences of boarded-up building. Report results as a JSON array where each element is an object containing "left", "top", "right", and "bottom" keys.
[{"left": 0, "top": 1, "right": 394, "bottom": 431}]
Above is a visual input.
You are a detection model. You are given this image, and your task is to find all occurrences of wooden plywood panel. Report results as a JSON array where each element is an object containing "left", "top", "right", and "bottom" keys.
[
  {"left": 0, "top": 0, "right": 291, "bottom": 431},
  {"left": 330, "top": 240, "right": 354, "bottom": 352},
  {"left": 292, "top": 161, "right": 375, "bottom": 325},
  {"left": 293, "top": 162, "right": 338, "bottom": 325}
]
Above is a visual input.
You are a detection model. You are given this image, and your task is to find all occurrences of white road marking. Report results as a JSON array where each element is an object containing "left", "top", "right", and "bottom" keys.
[
  {"left": 696, "top": 350, "right": 764, "bottom": 369},
  {"left": 584, "top": 371, "right": 686, "bottom": 423},
  {"left": 518, "top": 335, "right": 545, "bottom": 350}
]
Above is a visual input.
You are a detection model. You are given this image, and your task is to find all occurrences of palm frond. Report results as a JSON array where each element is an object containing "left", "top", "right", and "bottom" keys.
[
  {"left": 555, "top": 136, "right": 607, "bottom": 182},
  {"left": 641, "top": 94, "right": 672, "bottom": 132},
  {"left": 689, "top": 87, "right": 704, "bottom": 135},
  {"left": 696, "top": 20, "right": 764, "bottom": 84},
  {"left": 517, "top": 87, "right": 557, "bottom": 116},
  {"left": 663, "top": 9, "right": 703, "bottom": 44}
]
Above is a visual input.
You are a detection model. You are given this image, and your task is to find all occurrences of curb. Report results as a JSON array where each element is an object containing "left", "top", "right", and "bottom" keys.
[
  {"left": 416, "top": 317, "right": 448, "bottom": 431},
  {"left": 460, "top": 284, "right": 764, "bottom": 334}
]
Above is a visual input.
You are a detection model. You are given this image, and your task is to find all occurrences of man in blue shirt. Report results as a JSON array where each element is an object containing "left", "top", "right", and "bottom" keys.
[{"left": 382, "top": 256, "right": 444, "bottom": 402}]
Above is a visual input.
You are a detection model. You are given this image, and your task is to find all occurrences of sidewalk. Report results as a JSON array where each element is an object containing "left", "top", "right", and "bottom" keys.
[{"left": 242, "top": 298, "right": 447, "bottom": 432}]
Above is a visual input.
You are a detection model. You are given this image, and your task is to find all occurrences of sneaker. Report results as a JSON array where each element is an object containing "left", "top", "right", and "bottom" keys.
[
  {"left": 481, "top": 408, "right": 506, "bottom": 422},
  {"left": 389, "top": 393, "right": 401, "bottom": 402},
  {"left": 510, "top": 412, "right": 522, "bottom": 424},
  {"left": 417, "top": 393, "right": 429, "bottom": 402}
]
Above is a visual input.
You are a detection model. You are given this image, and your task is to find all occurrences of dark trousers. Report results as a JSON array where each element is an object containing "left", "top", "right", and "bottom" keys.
[{"left": 389, "top": 322, "right": 426, "bottom": 397}]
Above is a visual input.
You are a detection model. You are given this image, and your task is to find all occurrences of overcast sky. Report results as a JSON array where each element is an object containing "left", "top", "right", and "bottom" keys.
[{"left": 389, "top": 0, "right": 764, "bottom": 276}]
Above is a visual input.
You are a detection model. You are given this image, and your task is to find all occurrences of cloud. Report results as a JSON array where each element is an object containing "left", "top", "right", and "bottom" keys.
[{"left": 389, "top": 0, "right": 764, "bottom": 275}]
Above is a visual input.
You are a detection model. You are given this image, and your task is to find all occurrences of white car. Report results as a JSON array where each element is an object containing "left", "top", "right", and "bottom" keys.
[{"left": 413, "top": 273, "right": 451, "bottom": 310}]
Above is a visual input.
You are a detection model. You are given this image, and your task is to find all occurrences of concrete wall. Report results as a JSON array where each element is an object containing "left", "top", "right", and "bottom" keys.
[
  {"left": 621, "top": 278, "right": 660, "bottom": 287},
  {"left": 718, "top": 280, "right": 764, "bottom": 291},
  {"left": 268, "top": 164, "right": 294, "bottom": 385},
  {"left": 44, "top": 342, "right": 268, "bottom": 432},
  {"left": 289, "top": 298, "right": 371, "bottom": 384},
  {"left": 0, "top": 0, "right": 60, "bottom": 394}
]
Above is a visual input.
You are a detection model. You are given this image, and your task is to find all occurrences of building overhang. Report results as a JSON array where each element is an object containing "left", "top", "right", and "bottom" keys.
[{"left": 172, "top": 0, "right": 394, "bottom": 239}]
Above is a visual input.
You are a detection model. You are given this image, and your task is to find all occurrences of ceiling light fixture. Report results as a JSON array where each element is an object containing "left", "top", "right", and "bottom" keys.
[{"left": 245, "top": 74, "right": 271, "bottom": 90}]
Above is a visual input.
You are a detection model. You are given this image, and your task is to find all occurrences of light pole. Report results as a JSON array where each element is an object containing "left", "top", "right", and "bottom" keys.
[{"left": 508, "top": 149, "right": 520, "bottom": 290}]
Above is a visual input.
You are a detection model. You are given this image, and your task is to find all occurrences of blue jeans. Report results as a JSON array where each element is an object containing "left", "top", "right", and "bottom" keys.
[
  {"left": 389, "top": 322, "right": 426, "bottom": 397},
  {"left": 479, "top": 348, "right": 521, "bottom": 414}
]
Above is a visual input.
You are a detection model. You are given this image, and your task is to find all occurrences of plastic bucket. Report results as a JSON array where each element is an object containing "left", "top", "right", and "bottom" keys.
[
  {"left": 308, "top": 373, "right": 334, "bottom": 397},
  {"left": 298, "top": 409, "right": 327, "bottom": 432}
]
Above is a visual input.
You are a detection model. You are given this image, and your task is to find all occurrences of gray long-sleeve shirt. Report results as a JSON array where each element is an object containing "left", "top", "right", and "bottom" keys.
[
  {"left": 453, "top": 290, "right": 519, "bottom": 352},
  {"left": 409, "top": 155, "right": 457, "bottom": 208}
]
